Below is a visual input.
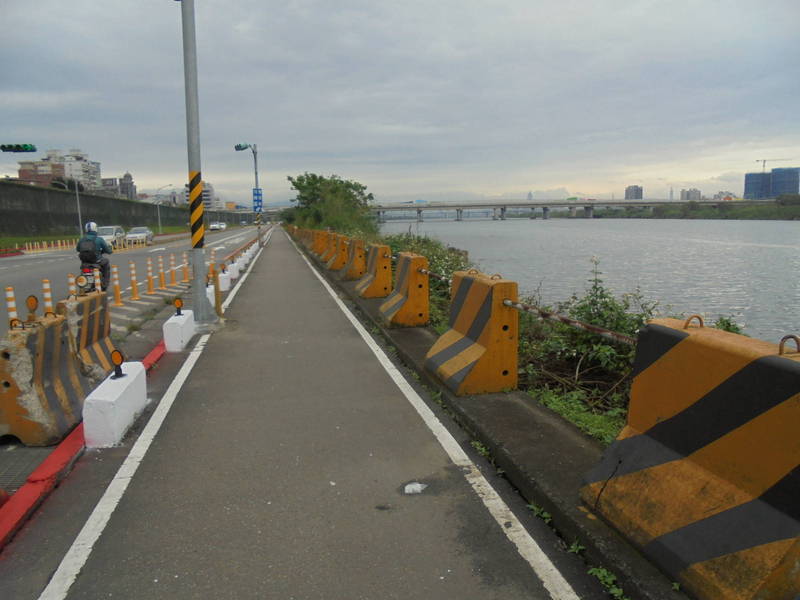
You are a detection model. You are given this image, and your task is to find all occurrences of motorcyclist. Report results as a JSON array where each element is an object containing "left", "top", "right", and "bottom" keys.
[{"left": 76, "top": 221, "right": 113, "bottom": 291}]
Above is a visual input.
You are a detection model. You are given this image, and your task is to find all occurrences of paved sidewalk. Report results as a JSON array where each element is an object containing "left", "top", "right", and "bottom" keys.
[{"left": 44, "top": 231, "right": 582, "bottom": 599}]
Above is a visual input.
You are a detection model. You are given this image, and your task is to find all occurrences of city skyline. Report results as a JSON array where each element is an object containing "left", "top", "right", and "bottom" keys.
[{"left": 2, "top": 1, "right": 798, "bottom": 206}]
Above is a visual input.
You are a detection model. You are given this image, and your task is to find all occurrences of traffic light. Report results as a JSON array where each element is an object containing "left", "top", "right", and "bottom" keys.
[{"left": 0, "top": 144, "right": 37, "bottom": 153}]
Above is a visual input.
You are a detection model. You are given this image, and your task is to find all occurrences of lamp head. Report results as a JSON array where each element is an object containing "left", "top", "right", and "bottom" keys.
[{"left": 234, "top": 143, "right": 250, "bottom": 151}]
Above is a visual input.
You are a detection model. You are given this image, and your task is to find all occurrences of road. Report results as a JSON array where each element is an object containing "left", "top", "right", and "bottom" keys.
[{"left": 0, "top": 228, "right": 258, "bottom": 335}]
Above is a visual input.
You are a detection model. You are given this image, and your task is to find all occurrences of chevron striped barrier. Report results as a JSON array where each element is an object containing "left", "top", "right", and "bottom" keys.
[
  {"left": 379, "top": 253, "right": 429, "bottom": 327},
  {"left": 0, "top": 311, "right": 91, "bottom": 446},
  {"left": 313, "top": 231, "right": 329, "bottom": 256},
  {"left": 424, "top": 270, "right": 518, "bottom": 395},
  {"left": 56, "top": 292, "right": 119, "bottom": 381},
  {"left": 581, "top": 317, "right": 800, "bottom": 600},
  {"left": 320, "top": 233, "right": 338, "bottom": 263},
  {"left": 355, "top": 244, "right": 392, "bottom": 299},
  {"left": 339, "top": 239, "right": 366, "bottom": 281},
  {"left": 326, "top": 235, "right": 349, "bottom": 271}
]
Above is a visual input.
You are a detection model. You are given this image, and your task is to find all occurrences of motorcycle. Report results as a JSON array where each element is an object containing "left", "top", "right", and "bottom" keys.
[{"left": 75, "top": 262, "right": 102, "bottom": 295}]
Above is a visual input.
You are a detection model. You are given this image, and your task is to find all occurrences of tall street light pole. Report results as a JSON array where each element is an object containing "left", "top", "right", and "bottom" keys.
[
  {"left": 177, "top": 0, "right": 215, "bottom": 324},
  {"left": 53, "top": 178, "right": 83, "bottom": 233},
  {"left": 235, "top": 142, "right": 261, "bottom": 239},
  {"left": 153, "top": 184, "right": 173, "bottom": 234}
]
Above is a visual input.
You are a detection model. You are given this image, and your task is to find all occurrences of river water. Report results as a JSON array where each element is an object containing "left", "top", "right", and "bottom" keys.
[{"left": 381, "top": 218, "right": 800, "bottom": 342}]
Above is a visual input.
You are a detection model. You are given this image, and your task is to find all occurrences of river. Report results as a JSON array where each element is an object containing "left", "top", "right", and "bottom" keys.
[{"left": 381, "top": 218, "right": 800, "bottom": 342}]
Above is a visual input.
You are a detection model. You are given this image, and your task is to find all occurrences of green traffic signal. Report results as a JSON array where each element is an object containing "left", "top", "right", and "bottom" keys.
[{"left": 0, "top": 144, "right": 37, "bottom": 152}]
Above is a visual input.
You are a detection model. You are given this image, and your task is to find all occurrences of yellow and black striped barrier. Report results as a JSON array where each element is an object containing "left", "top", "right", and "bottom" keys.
[
  {"left": 321, "top": 233, "right": 338, "bottom": 263},
  {"left": 355, "top": 244, "right": 392, "bottom": 299},
  {"left": 424, "top": 270, "right": 518, "bottom": 395},
  {"left": 188, "top": 170, "right": 204, "bottom": 249},
  {"left": 313, "top": 231, "right": 329, "bottom": 256},
  {"left": 326, "top": 235, "right": 349, "bottom": 272},
  {"left": 57, "top": 292, "right": 119, "bottom": 379},
  {"left": 581, "top": 317, "right": 800, "bottom": 600},
  {"left": 379, "top": 253, "right": 429, "bottom": 327},
  {"left": 0, "top": 309, "right": 91, "bottom": 446},
  {"left": 340, "top": 239, "right": 366, "bottom": 281}
]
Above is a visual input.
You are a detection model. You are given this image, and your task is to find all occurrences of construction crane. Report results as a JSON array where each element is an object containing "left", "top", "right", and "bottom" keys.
[{"left": 756, "top": 158, "right": 792, "bottom": 172}]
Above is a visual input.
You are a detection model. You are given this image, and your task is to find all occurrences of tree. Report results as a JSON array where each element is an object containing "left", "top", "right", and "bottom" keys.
[{"left": 286, "top": 172, "right": 377, "bottom": 235}]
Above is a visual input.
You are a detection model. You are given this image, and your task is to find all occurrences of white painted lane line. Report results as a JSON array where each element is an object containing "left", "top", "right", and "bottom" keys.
[
  {"left": 109, "top": 313, "right": 134, "bottom": 321},
  {"left": 111, "top": 305, "right": 139, "bottom": 313},
  {"left": 38, "top": 334, "right": 212, "bottom": 600},
  {"left": 110, "top": 324, "right": 127, "bottom": 333},
  {"left": 287, "top": 231, "right": 579, "bottom": 600},
  {"left": 148, "top": 247, "right": 167, "bottom": 253},
  {"left": 220, "top": 229, "right": 271, "bottom": 312}
]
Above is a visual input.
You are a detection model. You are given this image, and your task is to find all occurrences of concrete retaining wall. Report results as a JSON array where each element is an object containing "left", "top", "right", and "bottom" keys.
[{"left": 0, "top": 181, "right": 252, "bottom": 236}]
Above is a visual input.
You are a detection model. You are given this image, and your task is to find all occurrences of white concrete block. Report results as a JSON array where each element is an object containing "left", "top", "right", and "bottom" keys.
[
  {"left": 163, "top": 309, "right": 196, "bottom": 352},
  {"left": 83, "top": 362, "right": 147, "bottom": 448},
  {"left": 228, "top": 261, "right": 240, "bottom": 280},
  {"left": 218, "top": 271, "right": 231, "bottom": 291},
  {"left": 206, "top": 285, "right": 215, "bottom": 306}
]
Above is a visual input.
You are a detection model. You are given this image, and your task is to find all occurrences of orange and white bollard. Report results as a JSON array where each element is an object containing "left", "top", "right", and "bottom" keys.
[
  {"left": 67, "top": 273, "right": 77, "bottom": 297},
  {"left": 94, "top": 268, "right": 102, "bottom": 292},
  {"left": 129, "top": 261, "right": 141, "bottom": 300},
  {"left": 111, "top": 265, "right": 124, "bottom": 307},
  {"left": 182, "top": 251, "right": 190, "bottom": 282},
  {"left": 169, "top": 254, "right": 177, "bottom": 287},
  {"left": 158, "top": 256, "right": 167, "bottom": 290},
  {"left": 146, "top": 258, "right": 156, "bottom": 294},
  {"left": 5, "top": 286, "right": 19, "bottom": 327},
  {"left": 42, "top": 279, "right": 55, "bottom": 316}
]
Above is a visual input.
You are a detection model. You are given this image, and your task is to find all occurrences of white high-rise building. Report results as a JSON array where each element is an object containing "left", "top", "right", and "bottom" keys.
[
  {"left": 18, "top": 148, "right": 101, "bottom": 188},
  {"left": 183, "top": 181, "right": 224, "bottom": 210}
]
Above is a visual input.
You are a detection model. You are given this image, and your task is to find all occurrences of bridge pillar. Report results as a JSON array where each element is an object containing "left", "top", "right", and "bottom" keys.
[
  {"left": 416, "top": 208, "right": 423, "bottom": 222},
  {"left": 529, "top": 207, "right": 536, "bottom": 219},
  {"left": 492, "top": 208, "right": 498, "bottom": 221},
  {"left": 542, "top": 206, "right": 550, "bottom": 220},
  {"left": 569, "top": 206, "right": 577, "bottom": 218},
  {"left": 456, "top": 208, "right": 463, "bottom": 221},
  {"left": 500, "top": 206, "right": 507, "bottom": 220},
  {"left": 377, "top": 210, "right": 385, "bottom": 224},
  {"left": 584, "top": 205, "right": 594, "bottom": 219}
]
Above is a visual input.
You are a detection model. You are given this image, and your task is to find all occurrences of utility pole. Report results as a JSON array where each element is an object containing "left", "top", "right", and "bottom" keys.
[
  {"left": 235, "top": 142, "right": 262, "bottom": 243},
  {"left": 177, "top": 0, "right": 215, "bottom": 324}
]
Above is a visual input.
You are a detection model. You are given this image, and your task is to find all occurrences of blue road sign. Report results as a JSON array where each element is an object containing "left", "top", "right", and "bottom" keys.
[{"left": 253, "top": 188, "right": 263, "bottom": 213}]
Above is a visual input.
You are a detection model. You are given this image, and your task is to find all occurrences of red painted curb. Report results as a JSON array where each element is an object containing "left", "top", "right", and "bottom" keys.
[
  {"left": 142, "top": 340, "right": 166, "bottom": 371},
  {"left": 0, "top": 424, "right": 85, "bottom": 549}
]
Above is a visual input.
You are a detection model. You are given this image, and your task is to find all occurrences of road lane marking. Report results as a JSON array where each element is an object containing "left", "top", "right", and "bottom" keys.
[
  {"left": 148, "top": 247, "right": 167, "bottom": 253},
  {"left": 288, "top": 231, "right": 580, "bottom": 600},
  {"left": 37, "top": 334, "right": 212, "bottom": 600}
]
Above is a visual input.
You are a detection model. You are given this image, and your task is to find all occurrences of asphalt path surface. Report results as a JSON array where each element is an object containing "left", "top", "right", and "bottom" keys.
[
  {"left": 0, "top": 228, "right": 257, "bottom": 335},
  {"left": 1, "top": 230, "right": 603, "bottom": 600}
]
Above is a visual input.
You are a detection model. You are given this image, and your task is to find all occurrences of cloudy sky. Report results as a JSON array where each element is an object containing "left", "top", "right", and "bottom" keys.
[{"left": 2, "top": 0, "right": 798, "bottom": 206}]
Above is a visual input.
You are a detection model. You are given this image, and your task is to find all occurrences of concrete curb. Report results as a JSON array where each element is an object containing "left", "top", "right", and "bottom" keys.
[
  {"left": 0, "top": 334, "right": 168, "bottom": 552},
  {"left": 297, "top": 240, "right": 688, "bottom": 600}
]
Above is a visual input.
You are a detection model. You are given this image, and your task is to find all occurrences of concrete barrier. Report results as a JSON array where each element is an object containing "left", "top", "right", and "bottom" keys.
[
  {"left": 228, "top": 261, "right": 240, "bottom": 280},
  {"left": 163, "top": 309, "right": 196, "bottom": 352},
  {"left": 340, "top": 239, "right": 366, "bottom": 281},
  {"left": 313, "top": 231, "right": 329, "bottom": 256},
  {"left": 379, "top": 253, "right": 429, "bottom": 327},
  {"left": 424, "top": 270, "right": 518, "bottom": 395},
  {"left": 581, "top": 318, "right": 800, "bottom": 600},
  {"left": 83, "top": 361, "right": 147, "bottom": 448},
  {"left": 326, "top": 235, "right": 349, "bottom": 271},
  {"left": 321, "top": 233, "right": 338, "bottom": 263},
  {"left": 56, "top": 292, "right": 119, "bottom": 381},
  {"left": 355, "top": 244, "right": 392, "bottom": 299},
  {"left": 0, "top": 315, "right": 91, "bottom": 445}
]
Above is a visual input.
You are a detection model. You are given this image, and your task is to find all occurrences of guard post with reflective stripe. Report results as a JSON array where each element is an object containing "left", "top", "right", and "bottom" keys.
[
  {"left": 580, "top": 318, "right": 800, "bottom": 600},
  {"left": 424, "top": 270, "right": 518, "bottom": 395}
]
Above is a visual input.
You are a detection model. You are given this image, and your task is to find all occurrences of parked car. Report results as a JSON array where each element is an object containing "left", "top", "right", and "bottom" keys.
[
  {"left": 125, "top": 226, "right": 154, "bottom": 245},
  {"left": 97, "top": 225, "right": 125, "bottom": 248},
  {"left": 209, "top": 221, "right": 227, "bottom": 231}
]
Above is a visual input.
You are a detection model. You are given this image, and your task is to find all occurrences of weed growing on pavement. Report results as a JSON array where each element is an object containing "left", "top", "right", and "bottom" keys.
[
  {"left": 567, "top": 540, "right": 586, "bottom": 555},
  {"left": 587, "top": 567, "right": 630, "bottom": 600},
  {"left": 526, "top": 503, "right": 553, "bottom": 525},
  {"left": 470, "top": 440, "right": 491, "bottom": 459}
]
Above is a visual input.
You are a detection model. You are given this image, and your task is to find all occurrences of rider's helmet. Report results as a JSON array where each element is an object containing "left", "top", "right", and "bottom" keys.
[{"left": 85, "top": 221, "right": 97, "bottom": 233}]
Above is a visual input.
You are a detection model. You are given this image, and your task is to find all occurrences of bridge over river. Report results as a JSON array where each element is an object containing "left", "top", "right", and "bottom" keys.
[{"left": 373, "top": 199, "right": 770, "bottom": 221}]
